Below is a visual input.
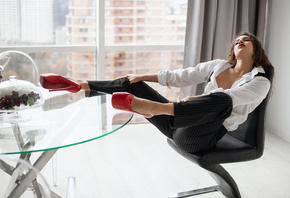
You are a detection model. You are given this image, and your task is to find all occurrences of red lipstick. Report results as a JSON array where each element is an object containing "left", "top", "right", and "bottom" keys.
[{"left": 238, "top": 43, "right": 245, "bottom": 48}]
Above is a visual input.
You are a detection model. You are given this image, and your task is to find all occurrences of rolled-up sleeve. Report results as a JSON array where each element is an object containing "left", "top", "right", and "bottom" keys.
[{"left": 158, "top": 59, "right": 223, "bottom": 88}]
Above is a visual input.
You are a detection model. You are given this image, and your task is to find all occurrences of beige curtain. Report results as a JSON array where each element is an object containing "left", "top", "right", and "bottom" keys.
[{"left": 181, "top": 0, "right": 269, "bottom": 98}]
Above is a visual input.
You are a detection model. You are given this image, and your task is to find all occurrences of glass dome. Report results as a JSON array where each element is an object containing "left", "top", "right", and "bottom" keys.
[
  {"left": 0, "top": 50, "right": 40, "bottom": 85},
  {"left": 0, "top": 51, "right": 43, "bottom": 120}
]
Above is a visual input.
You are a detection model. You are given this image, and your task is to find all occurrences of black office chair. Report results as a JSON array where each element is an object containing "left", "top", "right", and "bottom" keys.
[{"left": 167, "top": 66, "right": 274, "bottom": 198}]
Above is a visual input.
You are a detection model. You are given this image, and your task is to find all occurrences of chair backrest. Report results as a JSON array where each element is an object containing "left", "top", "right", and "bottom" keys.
[{"left": 228, "top": 65, "right": 274, "bottom": 155}]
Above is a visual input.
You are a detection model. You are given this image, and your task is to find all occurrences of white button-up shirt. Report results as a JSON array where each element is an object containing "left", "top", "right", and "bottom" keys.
[{"left": 157, "top": 59, "right": 271, "bottom": 131}]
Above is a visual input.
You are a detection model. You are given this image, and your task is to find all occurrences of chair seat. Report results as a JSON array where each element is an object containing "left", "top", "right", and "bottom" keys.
[
  {"left": 215, "top": 132, "right": 253, "bottom": 150},
  {"left": 167, "top": 133, "right": 259, "bottom": 168}
]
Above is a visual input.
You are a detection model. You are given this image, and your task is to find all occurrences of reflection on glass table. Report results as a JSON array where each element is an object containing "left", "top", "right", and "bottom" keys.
[{"left": 0, "top": 89, "right": 133, "bottom": 197}]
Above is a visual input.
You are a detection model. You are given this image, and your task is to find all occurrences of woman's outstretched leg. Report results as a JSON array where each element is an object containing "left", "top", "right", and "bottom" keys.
[
  {"left": 85, "top": 78, "right": 131, "bottom": 95},
  {"left": 82, "top": 78, "right": 170, "bottom": 104}
]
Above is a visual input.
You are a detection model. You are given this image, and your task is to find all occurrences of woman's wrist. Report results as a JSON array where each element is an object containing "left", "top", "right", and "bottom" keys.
[
  {"left": 138, "top": 75, "right": 146, "bottom": 82},
  {"left": 140, "top": 74, "right": 158, "bottom": 82}
]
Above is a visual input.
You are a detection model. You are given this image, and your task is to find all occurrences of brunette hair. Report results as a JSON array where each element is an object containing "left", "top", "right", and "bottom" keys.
[{"left": 228, "top": 32, "right": 273, "bottom": 75}]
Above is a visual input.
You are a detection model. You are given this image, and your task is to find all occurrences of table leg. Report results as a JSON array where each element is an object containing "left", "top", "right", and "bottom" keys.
[
  {"left": 4, "top": 157, "right": 27, "bottom": 197},
  {"left": 4, "top": 122, "right": 61, "bottom": 197},
  {"left": 11, "top": 122, "right": 25, "bottom": 148},
  {"left": 52, "top": 153, "right": 58, "bottom": 186},
  {"left": 3, "top": 153, "right": 30, "bottom": 196},
  {"left": 0, "top": 158, "right": 14, "bottom": 175},
  {"left": 5, "top": 149, "right": 59, "bottom": 198}
]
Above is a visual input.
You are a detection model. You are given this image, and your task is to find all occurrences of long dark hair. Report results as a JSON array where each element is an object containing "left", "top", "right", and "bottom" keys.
[{"left": 228, "top": 32, "right": 273, "bottom": 75}]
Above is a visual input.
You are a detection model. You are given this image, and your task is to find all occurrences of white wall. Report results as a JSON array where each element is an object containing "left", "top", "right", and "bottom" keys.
[{"left": 266, "top": 0, "right": 290, "bottom": 142}]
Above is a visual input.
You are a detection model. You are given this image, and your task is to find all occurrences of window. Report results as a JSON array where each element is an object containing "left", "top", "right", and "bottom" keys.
[
  {"left": 137, "top": 10, "right": 145, "bottom": 14},
  {"left": 137, "top": 0, "right": 144, "bottom": 5},
  {"left": 80, "top": 63, "right": 89, "bottom": 69},
  {"left": 80, "top": 18, "right": 88, "bottom": 24},
  {"left": 146, "top": 10, "right": 152, "bottom": 15},
  {"left": 80, "top": 28, "right": 88, "bottom": 32},
  {"left": 81, "top": 37, "right": 88, "bottom": 42},
  {"left": 0, "top": 0, "right": 187, "bottom": 102}
]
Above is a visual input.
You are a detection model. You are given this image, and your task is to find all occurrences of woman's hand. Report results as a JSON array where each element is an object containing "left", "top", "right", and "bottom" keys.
[{"left": 115, "top": 74, "right": 142, "bottom": 84}]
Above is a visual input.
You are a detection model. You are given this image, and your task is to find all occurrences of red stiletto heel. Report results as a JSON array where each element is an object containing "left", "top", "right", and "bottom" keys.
[
  {"left": 112, "top": 92, "right": 153, "bottom": 118},
  {"left": 40, "top": 73, "right": 81, "bottom": 93}
]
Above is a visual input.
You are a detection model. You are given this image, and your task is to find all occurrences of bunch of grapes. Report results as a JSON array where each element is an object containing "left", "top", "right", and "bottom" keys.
[{"left": 0, "top": 91, "right": 40, "bottom": 110}]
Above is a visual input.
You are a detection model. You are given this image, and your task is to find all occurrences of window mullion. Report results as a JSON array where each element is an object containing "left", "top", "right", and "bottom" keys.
[{"left": 96, "top": 0, "right": 105, "bottom": 80}]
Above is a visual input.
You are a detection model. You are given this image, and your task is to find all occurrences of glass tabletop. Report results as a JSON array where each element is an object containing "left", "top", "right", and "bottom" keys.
[{"left": 0, "top": 89, "right": 133, "bottom": 154}]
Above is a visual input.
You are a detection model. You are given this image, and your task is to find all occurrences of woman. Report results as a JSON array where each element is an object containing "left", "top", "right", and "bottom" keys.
[{"left": 40, "top": 32, "right": 273, "bottom": 153}]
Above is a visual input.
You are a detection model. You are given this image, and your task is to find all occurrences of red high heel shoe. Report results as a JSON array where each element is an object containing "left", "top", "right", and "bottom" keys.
[
  {"left": 112, "top": 92, "right": 153, "bottom": 118},
  {"left": 40, "top": 73, "right": 81, "bottom": 93}
]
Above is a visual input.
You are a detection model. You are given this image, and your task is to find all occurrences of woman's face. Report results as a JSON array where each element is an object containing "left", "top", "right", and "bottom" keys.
[{"left": 234, "top": 35, "right": 254, "bottom": 59}]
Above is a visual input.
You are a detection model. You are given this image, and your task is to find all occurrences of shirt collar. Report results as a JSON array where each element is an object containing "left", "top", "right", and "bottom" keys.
[
  {"left": 220, "top": 61, "right": 265, "bottom": 80},
  {"left": 247, "top": 66, "right": 265, "bottom": 79}
]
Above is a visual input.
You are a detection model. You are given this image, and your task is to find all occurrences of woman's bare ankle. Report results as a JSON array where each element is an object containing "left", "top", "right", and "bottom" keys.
[
  {"left": 131, "top": 96, "right": 174, "bottom": 116},
  {"left": 77, "top": 80, "right": 90, "bottom": 91},
  {"left": 131, "top": 97, "right": 152, "bottom": 115}
]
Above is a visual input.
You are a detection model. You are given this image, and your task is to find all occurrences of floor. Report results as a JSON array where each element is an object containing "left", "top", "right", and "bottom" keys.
[{"left": 3, "top": 122, "right": 290, "bottom": 198}]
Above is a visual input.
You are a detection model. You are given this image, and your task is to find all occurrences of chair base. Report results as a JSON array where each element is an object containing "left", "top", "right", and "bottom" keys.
[{"left": 168, "top": 185, "right": 221, "bottom": 198}]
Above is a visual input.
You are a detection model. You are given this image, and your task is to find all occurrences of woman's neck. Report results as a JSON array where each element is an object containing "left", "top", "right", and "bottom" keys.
[{"left": 233, "top": 58, "right": 254, "bottom": 75}]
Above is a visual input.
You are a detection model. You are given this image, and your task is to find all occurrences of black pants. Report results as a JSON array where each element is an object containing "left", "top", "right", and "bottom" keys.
[{"left": 88, "top": 79, "right": 233, "bottom": 153}]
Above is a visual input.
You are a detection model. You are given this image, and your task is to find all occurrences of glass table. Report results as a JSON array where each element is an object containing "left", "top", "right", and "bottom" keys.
[{"left": 0, "top": 89, "right": 133, "bottom": 197}]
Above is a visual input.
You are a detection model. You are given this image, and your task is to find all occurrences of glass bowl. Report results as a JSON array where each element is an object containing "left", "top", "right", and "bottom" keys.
[{"left": 0, "top": 75, "right": 43, "bottom": 113}]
